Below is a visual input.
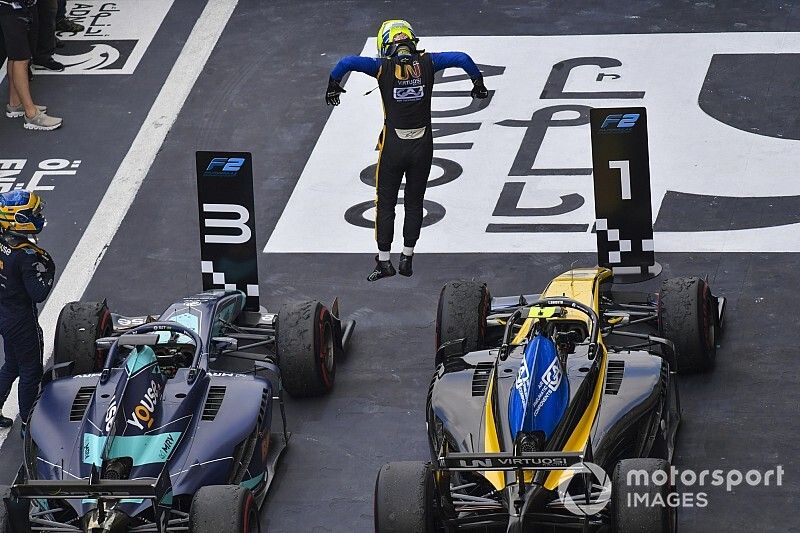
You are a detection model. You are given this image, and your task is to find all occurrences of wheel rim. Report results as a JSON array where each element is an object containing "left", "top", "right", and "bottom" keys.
[
  {"left": 702, "top": 285, "right": 716, "bottom": 356},
  {"left": 248, "top": 506, "right": 260, "bottom": 533},
  {"left": 706, "top": 295, "right": 716, "bottom": 351},
  {"left": 668, "top": 491, "right": 677, "bottom": 533},
  {"left": 321, "top": 320, "right": 335, "bottom": 374},
  {"left": 95, "top": 308, "right": 113, "bottom": 371}
]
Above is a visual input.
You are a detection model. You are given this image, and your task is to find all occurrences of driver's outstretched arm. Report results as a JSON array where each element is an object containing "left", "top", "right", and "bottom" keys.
[
  {"left": 430, "top": 51, "right": 488, "bottom": 98},
  {"left": 326, "top": 56, "right": 382, "bottom": 106},
  {"left": 331, "top": 55, "right": 381, "bottom": 80}
]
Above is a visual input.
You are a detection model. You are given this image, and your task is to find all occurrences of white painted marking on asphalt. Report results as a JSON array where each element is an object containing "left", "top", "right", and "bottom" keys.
[
  {"left": 35, "top": 1, "right": 176, "bottom": 76},
  {"left": 0, "top": 0, "right": 240, "bottom": 450},
  {"left": 267, "top": 32, "right": 800, "bottom": 253}
]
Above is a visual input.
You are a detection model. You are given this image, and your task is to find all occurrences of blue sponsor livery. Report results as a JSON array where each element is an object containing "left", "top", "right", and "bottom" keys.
[
  {"left": 204, "top": 157, "right": 245, "bottom": 176},
  {"left": 508, "top": 334, "right": 569, "bottom": 441},
  {"left": 601, "top": 113, "right": 640, "bottom": 129}
]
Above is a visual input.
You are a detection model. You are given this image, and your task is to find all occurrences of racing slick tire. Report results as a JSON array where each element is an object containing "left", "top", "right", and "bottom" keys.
[
  {"left": 190, "top": 485, "right": 260, "bottom": 533},
  {"left": 53, "top": 301, "right": 113, "bottom": 375},
  {"left": 612, "top": 458, "right": 676, "bottom": 533},
  {"left": 659, "top": 277, "right": 716, "bottom": 373},
  {"left": 374, "top": 461, "right": 436, "bottom": 533},
  {"left": 0, "top": 489, "right": 30, "bottom": 533},
  {"left": 0, "top": 497, "right": 7, "bottom": 533},
  {"left": 435, "top": 280, "right": 491, "bottom": 366},
  {"left": 277, "top": 300, "right": 336, "bottom": 397}
]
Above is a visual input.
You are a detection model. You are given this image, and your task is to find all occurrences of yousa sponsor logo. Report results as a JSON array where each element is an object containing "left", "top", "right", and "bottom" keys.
[{"left": 126, "top": 380, "right": 163, "bottom": 430}]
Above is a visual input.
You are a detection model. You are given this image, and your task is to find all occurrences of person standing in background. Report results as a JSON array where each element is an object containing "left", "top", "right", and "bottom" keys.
[
  {"left": 0, "top": 191, "right": 55, "bottom": 436},
  {"left": 0, "top": 0, "right": 63, "bottom": 129},
  {"left": 55, "top": 0, "right": 83, "bottom": 33},
  {"left": 32, "top": 0, "right": 64, "bottom": 71}
]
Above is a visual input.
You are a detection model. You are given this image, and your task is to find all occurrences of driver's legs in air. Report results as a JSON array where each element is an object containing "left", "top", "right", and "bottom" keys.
[
  {"left": 370, "top": 132, "right": 403, "bottom": 282},
  {"left": 370, "top": 129, "right": 433, "bottom": 281},
  {"left": 399, "top": 129, "right": 433, "bottom": 277}
]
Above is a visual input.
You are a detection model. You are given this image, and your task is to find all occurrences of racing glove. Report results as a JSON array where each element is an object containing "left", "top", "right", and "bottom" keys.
[
  {"left": 470, "top": 77, "right": 489, "bottom": 99},
  {"left": 326, "top": 77, "right": 346, "bottom": 106},
  {"left": 22, "top": 247, "right": 55, "bottom": 303}
]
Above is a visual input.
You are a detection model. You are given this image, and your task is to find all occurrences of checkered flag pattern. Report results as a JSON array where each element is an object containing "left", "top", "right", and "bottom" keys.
[
  {"left": 201, "top": 260, "right": 259, "bottom": 296},
  {"left": 595, "top": 218, "right": 654, "bottom": 265}
]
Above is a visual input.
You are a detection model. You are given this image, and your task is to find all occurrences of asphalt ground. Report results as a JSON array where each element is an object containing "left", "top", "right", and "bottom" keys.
[{"left": 1, "top": 1, "right": 799, "bottom": 531}]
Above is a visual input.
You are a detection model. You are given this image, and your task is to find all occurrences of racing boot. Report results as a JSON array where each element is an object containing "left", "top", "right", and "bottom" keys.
[
  {"left": 0, "top": 414, "right": 12, "bottom": 428},
  {"left": 368, "top": 256, "right": 396, "bottom": 282},
  {"left": 398, "top": 253, "right": 413, "bottom": 277}
]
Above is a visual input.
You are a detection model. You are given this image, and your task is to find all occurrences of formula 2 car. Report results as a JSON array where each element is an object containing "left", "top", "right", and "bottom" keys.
[
  {"left": 374, "top": 269, "right": 723, "bottom": 532},
  {"left": 375, "top": 106, "right": 725, "bottom": 532},
  {"left": 1, "top": 151, "right": 356, "bottom": 533}
]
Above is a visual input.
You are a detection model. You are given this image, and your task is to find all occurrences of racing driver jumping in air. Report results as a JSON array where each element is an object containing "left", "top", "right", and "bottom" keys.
[
  {"left": 326, "top": 19, "right": 488, "bottom": 281},
  {"left": 0, "top": 191, "right": 55, "bottom": 436}
]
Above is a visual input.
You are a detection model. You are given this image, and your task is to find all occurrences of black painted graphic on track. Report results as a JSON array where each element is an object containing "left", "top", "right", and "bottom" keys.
[
  {"left": 344, "top": 199, "right": 445, "bottom": 229},
  {"left": 498, "top": 105, "right": 593, "bottom": 176},
  {"left": 492, "top": 184, "right": 585, "bottom": 217},
  {"left": 699, "top": 54, "right": 800, "bottom": 140},
  {"left": 540, "top": 57, "right": 645, "bottom": 99},
  {"left": 52, "top": 40, "right": 137, "bottom": 71},
  {"left": 655, "top": 191, "right": 800, "bottom": 231}
]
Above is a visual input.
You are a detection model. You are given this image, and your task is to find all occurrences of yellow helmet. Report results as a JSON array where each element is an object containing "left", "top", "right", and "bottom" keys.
[
  {"left": 377, "top": 19, "right": 418, "bottom": 57},
  {"left": 0, "top": 190, "right": 46, "bottom": 235}
]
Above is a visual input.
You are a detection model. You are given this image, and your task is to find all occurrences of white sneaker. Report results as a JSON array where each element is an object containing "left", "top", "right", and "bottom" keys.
[
  {"left": 23, "top": 110, "right": 62, "bottom": 131},
  {"left": 5, "top": 104, "right": 47, "bottom": 118}
]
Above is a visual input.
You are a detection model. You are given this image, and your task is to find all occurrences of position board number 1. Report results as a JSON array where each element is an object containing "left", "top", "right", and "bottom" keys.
[{"left": 608, "top": 160, "right": 631, "bottom": 200}]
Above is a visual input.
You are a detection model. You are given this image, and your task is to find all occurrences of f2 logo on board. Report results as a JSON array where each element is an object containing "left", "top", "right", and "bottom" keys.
[
  {"left": 202, "top": 203, "right": 252, "bottom": 244},
  {"left": 203, "top": 157, "right": 245, "bottom": 177},
  {"left": 601, "top": 113, "right": 640, "bottom": 129}
]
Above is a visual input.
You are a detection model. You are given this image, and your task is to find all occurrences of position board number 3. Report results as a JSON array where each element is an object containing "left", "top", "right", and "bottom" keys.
[
  {"left": 203, "top": 203, "right": 251, "bottom": 244},
  {"left": 608, "top": 160, "right": 631, "bottom": 200}
]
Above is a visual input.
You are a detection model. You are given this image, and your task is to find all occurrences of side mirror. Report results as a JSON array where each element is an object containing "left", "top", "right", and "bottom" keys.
[
  {"left": 436, "top": 338, "right": 467, "bottom": 363},
  {"left": 253, "top": 360, "right": 281, "bottom": 389},
  {"left": 43, "top": 361, "right": 74, "bottom": 384},
  {"left": 211, "top": 336, "right": 238, "bottom": 352},
  {"left": 95, "top": 337, "right": 117, "bottom": 350}
]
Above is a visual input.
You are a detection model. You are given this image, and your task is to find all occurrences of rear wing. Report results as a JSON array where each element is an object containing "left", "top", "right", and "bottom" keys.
[
  {"left": 437, "top": 451, "right": 584, "bottom": 472},
  {"left": 3, "top": 470, "right": 173, "bottom": 533},
  {"left": 7, "top": 477, "right": 170, "bottom": 501}
]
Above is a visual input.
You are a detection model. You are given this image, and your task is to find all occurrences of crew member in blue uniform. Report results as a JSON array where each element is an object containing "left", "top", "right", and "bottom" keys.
[
  {"left": 326, "top": 20, "right": 488, "bottom": 281},
  {"left": 0, "top": 190, "right": 55, "bottom": 433}
]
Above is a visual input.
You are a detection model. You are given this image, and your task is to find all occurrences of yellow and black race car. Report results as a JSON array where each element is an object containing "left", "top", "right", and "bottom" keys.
[{"left": 374, "top": 267, "right": 724, "bottom": 532}]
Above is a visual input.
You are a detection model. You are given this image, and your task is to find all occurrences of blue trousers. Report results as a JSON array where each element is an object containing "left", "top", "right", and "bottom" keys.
[{"left": 0, "top": 315, "right": 44, "bottom": 423}]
